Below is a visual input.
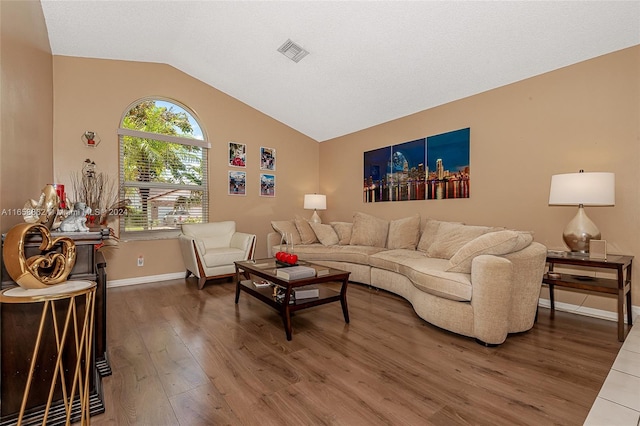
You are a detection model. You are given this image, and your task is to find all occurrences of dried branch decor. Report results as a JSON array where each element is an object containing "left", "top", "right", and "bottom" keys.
[{"left": 70, "top": 171, "right": 119, "bottom": 225}]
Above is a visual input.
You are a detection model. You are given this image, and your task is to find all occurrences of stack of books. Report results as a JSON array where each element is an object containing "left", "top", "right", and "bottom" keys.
[
  {"left": 312, "top": 266, "right": 330, "bottom": 277},
  {"left": 273, "top": 285, "right": 320, "bottom": 303},
  {"left": 276, "top": 265, "right": 316, "bottom": 280},
  {"left": 294, "top": 286, "right": 319, "bottom": 299},
  {"left": 252, "top": 279, "right": 272, "bottom": 288},
  {"left": 274, "top": 286, "right": 295, "bottom": 304}
]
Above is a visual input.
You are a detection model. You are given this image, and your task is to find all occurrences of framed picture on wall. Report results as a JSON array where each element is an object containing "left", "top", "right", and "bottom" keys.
[
  {"left": 363, "top": 127, "right": 470, "bottom": 203},
  {"left": 228, "top": 171, "right": 246, "bottom": 195},
  {"left": 260, "top": 147, "right": 276, "bottom": 171},
  {"left": 229, "top": 142, "right": 246, "bottom": 167},
  {"left": 260, "top": 173, "right": 275, "bottom": 197}
]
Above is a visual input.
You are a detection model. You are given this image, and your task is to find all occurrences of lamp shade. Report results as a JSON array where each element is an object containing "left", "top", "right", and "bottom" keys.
[
  {"left": 548, "top": 172, "right": 615, "bottom": 206},
  {"left": 303, "top": 194, "right": 326, "bottom": 210}
]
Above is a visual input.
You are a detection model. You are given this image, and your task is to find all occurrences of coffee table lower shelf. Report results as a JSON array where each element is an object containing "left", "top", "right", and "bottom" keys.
[{"left": 234, "top": 260, "right": 350, "bottom": 340}]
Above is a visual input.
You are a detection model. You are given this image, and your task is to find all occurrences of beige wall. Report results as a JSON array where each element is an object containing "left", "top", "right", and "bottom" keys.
[
  {"left": 3, "top": 1, "right": 639, "bottom": 317},
  {"left": 0, "top": 0, "right": 53, "bottom": 232},
  {"left": 51, "top": 56, "right": 319, "bottom": 280},
  {"left": 320, "top": 46, "right": 640, "bottom": 310}
]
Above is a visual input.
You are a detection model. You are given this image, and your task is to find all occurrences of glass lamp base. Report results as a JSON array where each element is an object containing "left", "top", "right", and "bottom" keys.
[
  {"left": 562, "top": 205, "right": 601, "bottom": 253},
  {"left": 309, "top": 210, "right": 322, "bottom": 224}
]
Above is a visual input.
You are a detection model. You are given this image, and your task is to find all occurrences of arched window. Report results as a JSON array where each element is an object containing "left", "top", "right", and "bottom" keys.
[{"left": 118, "top": 98, "right": 208, "bottom": 237}]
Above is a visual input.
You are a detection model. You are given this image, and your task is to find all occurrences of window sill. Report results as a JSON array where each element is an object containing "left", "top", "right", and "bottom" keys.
[{"left": 119, "top": 230, "right": 181, "bottom": 242}]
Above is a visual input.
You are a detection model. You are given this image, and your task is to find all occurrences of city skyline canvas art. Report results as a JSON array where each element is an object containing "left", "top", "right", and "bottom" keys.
[{"left": 363, "top": 127, "right": 470, "bottom": 202}]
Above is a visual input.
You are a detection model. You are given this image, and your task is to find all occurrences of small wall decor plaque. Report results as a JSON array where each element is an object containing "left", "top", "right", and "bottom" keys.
[
  {"left": 260, "top": 173, "right": 275, "bottom": 197},
  {"left": 228, "top": 171, "right": 246, "bottom": 196},
  {"left": 260, "top": 147, "right": 276, "bottom": 171},
  {"left": 229, "top": 142, "right": 246, "bottom": 167}
]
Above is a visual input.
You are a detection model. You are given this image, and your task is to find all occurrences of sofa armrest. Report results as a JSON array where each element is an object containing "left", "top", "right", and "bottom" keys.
[
  {"left": 470, "top": 254, "right": 514, "bottom": 345},
  {"left": 230, "top": 232, "right": 256, "bottom": 260},
  {"left": 502, "top": 241, "right": 547, "bottom": 332}
]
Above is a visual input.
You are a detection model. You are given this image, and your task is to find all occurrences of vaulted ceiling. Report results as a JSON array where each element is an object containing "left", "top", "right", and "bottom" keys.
[{"left": 41, "top": 1, "right": 640, "bottom": 142}]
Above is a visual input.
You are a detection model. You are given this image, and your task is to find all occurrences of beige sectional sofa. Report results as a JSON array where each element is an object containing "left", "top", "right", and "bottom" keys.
[{"left": 267, "top": 212, "right": 547, "bottom": 345}]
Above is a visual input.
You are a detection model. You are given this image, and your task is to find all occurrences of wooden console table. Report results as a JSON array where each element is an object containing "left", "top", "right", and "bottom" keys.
[
  {"left": 0, "top": 230, "right": 110, "bottom": 425},
  {"left": 543, "top": 252, "right": 633, "bottom": 341}
]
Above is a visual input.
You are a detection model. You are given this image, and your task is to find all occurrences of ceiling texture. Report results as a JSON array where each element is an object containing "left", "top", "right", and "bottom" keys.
[{"left": 41, "top": 1, "right": 640, "bottom": 142}]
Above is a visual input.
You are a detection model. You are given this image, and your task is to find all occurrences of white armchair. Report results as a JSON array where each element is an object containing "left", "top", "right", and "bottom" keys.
[{"left": 179, "top": 221, "right": 256, "bottom": 289}]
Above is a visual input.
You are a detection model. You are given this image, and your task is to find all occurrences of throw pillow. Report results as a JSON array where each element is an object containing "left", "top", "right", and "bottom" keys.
[
  {"left": 417, "top": 219, "right": 460, "bottom": 253},
  {"left": 271, "top": 220, "right": 302, "bottom": 245},
  {"left": 426, "top": 222, "right": 492, "bottom": 259},
  {"left": 295, "top": 215, "right": 319, "bottom": 244},
  {"left": 349, "top": 212, "right": 389, "bottom": 248},
  {"left": 387, "top": 214, "right": 421, "bottom": 250},
  {"left": 511, "top": 231, "right": 535, "bottom": 252},
  {"left": 446, "top": 230, "right": 533, "bottom": 273},
  {"left": 310, "top": 223, "right": 340, "bottom": 246},
  {"left": 330, "top": 222, "right": 353, "bottom": 245}
]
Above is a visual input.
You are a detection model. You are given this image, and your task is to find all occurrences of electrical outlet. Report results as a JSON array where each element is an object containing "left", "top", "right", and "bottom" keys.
[{"left": 137, "top": 256, "right": 144, "bottom": 267}]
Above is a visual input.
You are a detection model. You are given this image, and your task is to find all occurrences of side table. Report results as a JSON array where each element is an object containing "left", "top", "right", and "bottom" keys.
[
  {"left": 0, "top": 280, "right": 96, "bottom": 425},
  {"left": 543, "top": 252, "right": 633, "bottom": 341}
]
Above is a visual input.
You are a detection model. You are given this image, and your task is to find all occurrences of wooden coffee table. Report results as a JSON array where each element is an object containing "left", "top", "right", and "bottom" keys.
[{"left": 234, "top": 259, "right": 351, "bottom": 340}]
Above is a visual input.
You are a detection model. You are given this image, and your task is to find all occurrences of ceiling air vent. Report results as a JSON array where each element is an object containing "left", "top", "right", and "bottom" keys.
[{"left": 277, "top": 39, "right": 309, "bottom": 63}]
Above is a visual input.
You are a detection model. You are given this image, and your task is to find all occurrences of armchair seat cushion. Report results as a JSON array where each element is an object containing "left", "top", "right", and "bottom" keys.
[{"left": 202, "top": 247, "right": 248, "bottom": 268}]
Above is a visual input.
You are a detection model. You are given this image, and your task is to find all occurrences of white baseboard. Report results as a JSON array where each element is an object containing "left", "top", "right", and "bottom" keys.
[
  {"left": 538, "top": 298, "right": 640, "bottom": 324},
  {"left": 107, "top": 272, "right": 186, "bottom": 288}
]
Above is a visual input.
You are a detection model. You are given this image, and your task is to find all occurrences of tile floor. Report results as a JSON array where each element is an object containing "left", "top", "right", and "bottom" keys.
[{"left": 584, "top": 319, "right": 640, "bottom": 426}]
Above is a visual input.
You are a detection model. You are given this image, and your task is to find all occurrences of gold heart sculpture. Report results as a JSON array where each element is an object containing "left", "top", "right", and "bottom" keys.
[{"left": 3, "top": 223, "right": 77, "bottom": 289}]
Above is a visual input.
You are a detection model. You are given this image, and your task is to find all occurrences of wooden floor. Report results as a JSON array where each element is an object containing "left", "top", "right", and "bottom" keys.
[{"left": 92, "top": 277, "right": 622, "bottom": 426}]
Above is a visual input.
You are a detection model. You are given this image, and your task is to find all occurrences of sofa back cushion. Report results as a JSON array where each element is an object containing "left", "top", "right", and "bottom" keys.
[
  {"left": 387, "top": 214, "right": 421, "bottom": 250},
  {"left": 426, "top": 222, "right": 494, "bottom": 259},
  {"left": 417, "top": 219, "right": 459, "bottom": 253},
  {"left": 310, "top": 223, "right": 340, "bottom": 246},
  {"left": 295, "top": 215, "right": 319, "bottom": 244},
  {"left": 350, "top": 212, "right": 389, "bottom": 248},
  {"left": 330, "top": 222, "right": 353, "bottom": 245},
  {"left": 446, "top": 230, "right": 534, "bottom": 273},
  {"left": 271, "top": 220, "right": 302, "bottom": 245}
]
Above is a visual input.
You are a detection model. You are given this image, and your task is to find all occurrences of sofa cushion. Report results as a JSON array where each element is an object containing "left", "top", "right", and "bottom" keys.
[
  {"left": 446, "top": 230, "right": 534, "bottom": 273},
  {"left": 368, "top": 248, "right": 428, "bottom": 273},
  {"left": 295, "top": 215, "right": 319, "bottom": 244},
  {"left": 417, "top": 219, "right": 461, "bottom": 253},
  {"left": 291, "top": 243, "right": 386, "bottom": 265},
  {"left": 330, "top": 222, "right": 353, "bottom": 245},
  {"left": 426, "top": 222, "right": 495, "bottom": 259},
  {"left": 271, "top": 220, "right": 302, "bottom": 245},
  {"left": 310, "top": 223, "right": 339, "bottom": 246},
  {"left": 202, "top": 247, "right": 247, "bottom": 268},
  {"left": 350, "top": 212, "right": 389, "bottom": 248},
  {"left": 370, "top": 249, "right": 472, "bottom": 301},
  {"left": 387, "top": 214, "right": 421, "bottom": 250}
]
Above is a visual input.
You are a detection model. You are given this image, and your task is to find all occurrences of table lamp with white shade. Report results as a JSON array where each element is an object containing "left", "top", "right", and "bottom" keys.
[
  {"left": 548, "top": 170, "right": 615, "bottom": 254},
  {"left": 304, "top": 194, "right": 326, "bottom": 224}
]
